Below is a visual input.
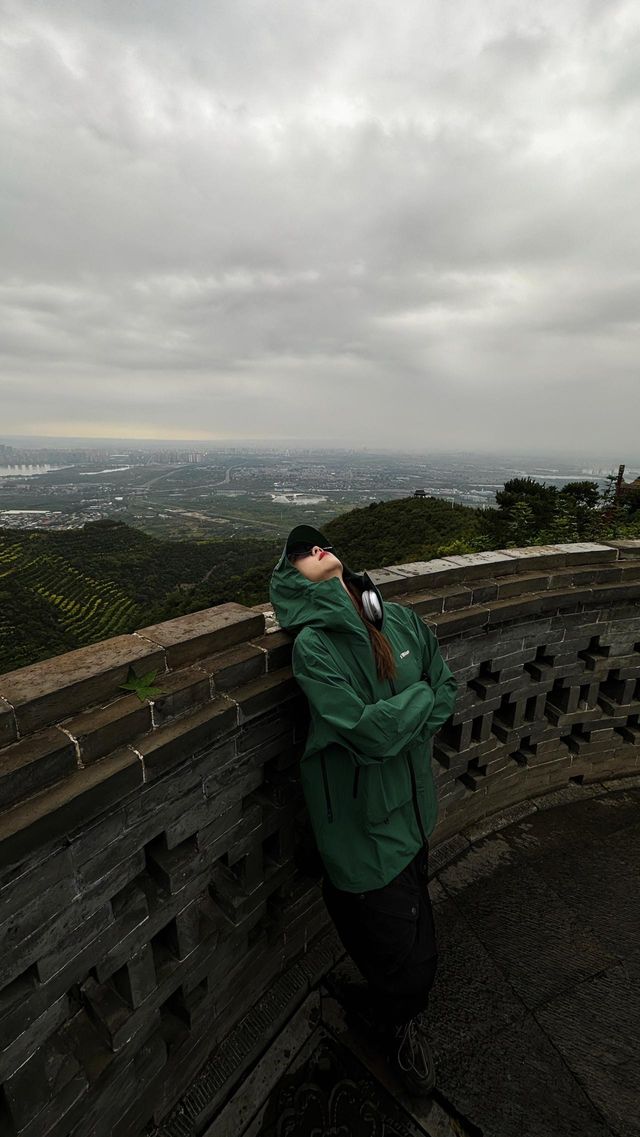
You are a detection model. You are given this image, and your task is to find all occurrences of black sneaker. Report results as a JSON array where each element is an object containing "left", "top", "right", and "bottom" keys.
[{"left": 385, "top": 1011, "right": 436, "bottom": 1096}]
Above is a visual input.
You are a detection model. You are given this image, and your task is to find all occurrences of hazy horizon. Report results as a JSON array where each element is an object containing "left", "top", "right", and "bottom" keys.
[
  {"left": 2, "top": 1, "right": 640, "bottom": 454},
  {"left": 1, "top": 432, "right": 637, "bottom": 471}
]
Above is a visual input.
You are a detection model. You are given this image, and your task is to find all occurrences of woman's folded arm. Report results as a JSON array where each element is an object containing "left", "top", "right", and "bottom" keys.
[{"left": 292, "top": 628, "right": 436, "bottom": 764}]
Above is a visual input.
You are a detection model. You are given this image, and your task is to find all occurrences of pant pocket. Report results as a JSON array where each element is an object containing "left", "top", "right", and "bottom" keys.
[{"left": 354, "top": 886, "right": 420, "bottom": 976}]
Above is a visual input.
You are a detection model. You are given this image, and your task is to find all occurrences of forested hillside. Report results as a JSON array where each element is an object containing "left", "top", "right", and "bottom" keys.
[
  {"left": 1, "top": 475, "right": 638, "bottom": 673},
  {"left": 0, "top": 520, "right": 280, "bottom": 672}
]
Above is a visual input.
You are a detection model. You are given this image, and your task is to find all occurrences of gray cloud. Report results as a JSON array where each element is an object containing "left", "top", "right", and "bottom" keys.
[{"left": 1, "top": 0, "right": 639, "bottom": 452}]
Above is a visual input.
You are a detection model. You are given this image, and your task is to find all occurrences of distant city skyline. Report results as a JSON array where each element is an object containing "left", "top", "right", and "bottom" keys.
[
  {"left": 2, "top": 1, "right": 640, "bottom": 453},
  {"left": 1, "top": 433, "right": 636, "bottom": 476}
]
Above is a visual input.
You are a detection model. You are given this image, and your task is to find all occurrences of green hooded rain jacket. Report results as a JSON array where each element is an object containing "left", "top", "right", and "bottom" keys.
[{"left": 269, "top": 525, "right": 458, "bottom": 892}]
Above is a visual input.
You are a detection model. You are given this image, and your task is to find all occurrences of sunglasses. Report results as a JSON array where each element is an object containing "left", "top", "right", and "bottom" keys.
[{"left": 288, "top": 544, "right": 334, "bottom": 563}]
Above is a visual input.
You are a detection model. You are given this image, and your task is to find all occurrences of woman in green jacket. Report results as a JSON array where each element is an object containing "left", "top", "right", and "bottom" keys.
[{"left": 269, "top": 524, "right": 458, "bottom": 1096}]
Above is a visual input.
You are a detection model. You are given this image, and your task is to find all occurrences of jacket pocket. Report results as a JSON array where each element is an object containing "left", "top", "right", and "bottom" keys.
[
  {"left": 362, "top": 755, "right": 414, "bottom": 825},
  {"left": 320, "top": 753, "right": 334, "bottom": 822}
]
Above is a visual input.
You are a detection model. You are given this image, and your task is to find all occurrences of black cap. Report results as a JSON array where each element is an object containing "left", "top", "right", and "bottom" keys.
[{"left": 285, "top": 524, "right": 331, "bottom": 553}]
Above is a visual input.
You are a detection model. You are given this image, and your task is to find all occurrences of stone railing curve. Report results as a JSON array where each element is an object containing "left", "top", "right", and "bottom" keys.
[{"left": 0, "top": 539, "right": 639, "bottom": 1137}]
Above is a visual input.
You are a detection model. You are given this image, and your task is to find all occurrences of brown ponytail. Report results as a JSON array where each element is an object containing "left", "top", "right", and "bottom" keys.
[{"left": 344, "top": 580, "right": 397, "bottom": 683}]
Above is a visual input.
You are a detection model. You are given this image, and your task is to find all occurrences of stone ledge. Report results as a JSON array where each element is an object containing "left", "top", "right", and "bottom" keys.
[
  {"left": 0, "top": 636, "right": 167, "bottom": 738},
  {"left": 0, "top": 541, "right": 638, "bottom": 864},
  {"left": 0, "top": 603, "right": 265, "bottom": 748},
  {"left": 59, "top": 695, "right": 154, "bottom": 766},
  {"left": 0, "top": 748, "right": 143, "bottom": 870},
  {"left": 381, "top": 542, "right": 621, "bottom": 593},
  {"left": 600, "top": 539, "right": 640, "bottom": 558},
  {"left": 135, "top": 695, "right": 239, "bottom": 783},
  {"left": 268, "top": 541, "right": 640, "bottom": 632},
  {"left": 136, "top": 603, "right": 265, "bottom": 669},
  {"left": 195, "top": 642, "right": 267, "bottom": 691},
  {"left": 2, "top": 544, "right": 638, "bottom": 744},
  {"left": 0, "top": 728, "right": 78, "bottom": 811}
]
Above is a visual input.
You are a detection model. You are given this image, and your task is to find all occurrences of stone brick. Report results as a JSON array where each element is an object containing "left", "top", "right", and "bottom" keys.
[
  {"left": 495, "top": 547, "right": 572, "bottom": 571},
  {"left": 196, "top": 641, "right": 267, "bottom": 691},
  {"left": 35, "top": 904, "right": 115, "bottom": 984},
  {"left": 94, "top": 884, "right": 173, "bottom": 985},
  {"left": 232, "top": 670, "right": 298, "bottom": 723},
  {"left": 0, "top": 873, "right": 77, "bottom": 980},
  {"left": 80, "top": 975, "right": 134, "bottom": 1049},
  {"left": 149, "top": 666, "right": 213, "bottom": 725},
  {"left": 0, "top": 726, "right": 77, "bottom": 810},
  {"left": 600, "top": 676, "right": 637, "bottom": 705},
  {"left": 0, "top": 747, "right": 143, "bottom": 872},
  {"left": 60, "top": 696, "right": 153, "bottom": 765},
  {"left": 135, "top": 695, "right": 238, "bottom": 781},
  {"left": 2, "top": 1044, "right": 52, "bottom": 1128},
  {"left": 145, "top": 833, "right": 215, "bottom": 895},
  {"left": 202, "top": 743, "right": 272, "bottom": 799},
  {"left": 0, "top": 994, "right": 71, "bottom": 1091},
  {"left": 0, "top": 845, "right": 72, "bottom": 927},
  {"left": 495, "top": 572, "right": 552, "bottom": 598},
  {"left": 122, "top": 740, "right": 234, "bottom": 836},
  {"left": 588, "top": 580, "right": 640, "bottom": 605},
  {"left": 73, "top": 813, "right": 164, "bottom": 891},
  {"left": 247, "top": 630, "right": 292, "bottom": 672},
  {"left": 236, "top": 710, "right": 292, "bottom": 757},
  {"left": 58, "top": 1009, "right": 131, "bottom": 1119},
  {"left": 550, "top": 565, "right": 622, "bottom": 588},
  {"left": 162, "top": 776, "right": 241, "bottom": 849},
  {"left": 439, "top": 585, "right": 474, "bottom": 611},
  {"left": 112, "top": 944, "right": 157, "bottom": 1009},
  {"left": 417, "top": 551, "right": 519, "bottom": 582},
  {"left": 0, "top": 970, "right": 72, "bottom": 1065},
  {"left": 487, "top": 594, "right": 550, "bottom": 624},
  {"left": 429, "top": 605, "right": 491, "bottom": 637},
  {"left": 164, "top": 899, "right": 202, "bottom": 961},
  {"left": 209, "top": 859, "right": 282, "bottom": 926},
  {"left": 136, "top": 603, "right": 265, "bottom": 669},
  {"left": 366, "top": 565, "right": 428, "bottom": 595},
  {"left": 0, "top": 853, "right": 142, "bottom": 992},
  {"left": 67, "top": 807, "right": 129, "bottom": 875},
  {"left": 400, "top": 590, "right": 445, "bottom": 616},
  {"left": 469, "top": 580, "right": 499, "bottom": 604},
  {"left": 600, "top": 538, "right": 640, "bottom": 558},
  {"left": 0, "top": 636, "right": 166, "bottom": 735},
  {"left": 226, "top": 804, "right": 263, "bottom": 864}
]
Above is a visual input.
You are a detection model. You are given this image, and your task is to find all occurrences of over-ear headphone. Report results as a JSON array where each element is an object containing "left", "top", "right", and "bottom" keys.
[
  {"left": 354, "top": 569, "right": 384, "bottom": 629},
  {"left": 361, "top": 585, "right": 383, "bottom": 628}
]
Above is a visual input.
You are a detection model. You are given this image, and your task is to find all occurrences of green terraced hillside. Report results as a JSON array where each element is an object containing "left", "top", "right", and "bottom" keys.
[{"left": 0, "top": 521, "right": 280, "bottom": 673}]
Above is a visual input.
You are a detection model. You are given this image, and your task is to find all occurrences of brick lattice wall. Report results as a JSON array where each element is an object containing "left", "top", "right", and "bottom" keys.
[{"left": 0, "top": 540, "right": 639, "bottom": 1136}]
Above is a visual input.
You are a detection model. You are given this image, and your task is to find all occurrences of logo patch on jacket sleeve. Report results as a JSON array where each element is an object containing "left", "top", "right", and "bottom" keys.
[{"left": 400, "top": 649, "right": 411, "bottom": 658}]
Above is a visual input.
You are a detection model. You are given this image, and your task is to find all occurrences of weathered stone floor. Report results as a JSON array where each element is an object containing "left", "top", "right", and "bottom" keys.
[
  {"left": 161, "top": 778, "right": 640, "bottom": 1137},
  {"left": 421, "top": 780, "right": 640, "bottom": 1137}
]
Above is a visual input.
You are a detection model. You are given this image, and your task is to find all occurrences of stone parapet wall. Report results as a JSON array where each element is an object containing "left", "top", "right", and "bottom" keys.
[{"left": 0, "top": 539, "right": 639, "bottom": 1136}]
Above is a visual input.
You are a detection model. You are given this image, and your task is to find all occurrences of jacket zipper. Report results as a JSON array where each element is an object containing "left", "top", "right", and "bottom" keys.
[
  {"left": 320, "top": 753, "right": 334, "bottom": 821},
  {"left": 389, "top": 677, "right": 429, "bottom": 848}
]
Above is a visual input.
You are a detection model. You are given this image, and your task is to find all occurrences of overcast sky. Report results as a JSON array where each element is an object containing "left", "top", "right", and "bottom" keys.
[{"left": 1, "top": 0, "right": 640, "bottom": 455}]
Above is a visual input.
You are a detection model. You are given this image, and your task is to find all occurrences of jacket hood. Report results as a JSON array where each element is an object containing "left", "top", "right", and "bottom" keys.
[{"left": 269, "top": 523, "right": 385, "bottom": 638}]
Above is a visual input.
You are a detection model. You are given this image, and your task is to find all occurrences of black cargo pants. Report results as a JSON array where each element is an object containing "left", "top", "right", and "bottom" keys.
[{"left": 321, "top": 842, "right": 438, "bottom": 1028}]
